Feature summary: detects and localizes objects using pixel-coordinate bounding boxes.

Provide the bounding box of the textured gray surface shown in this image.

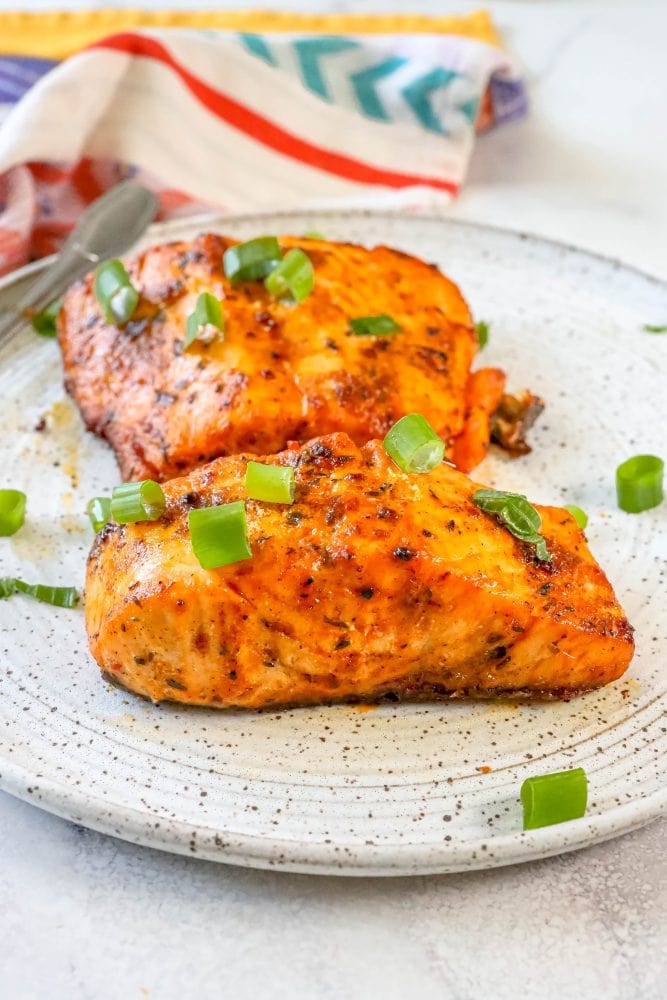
[0,0,666,996]
[0,795,665,1000]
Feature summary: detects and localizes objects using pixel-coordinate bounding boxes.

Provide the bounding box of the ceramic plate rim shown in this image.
[0,209,665,876]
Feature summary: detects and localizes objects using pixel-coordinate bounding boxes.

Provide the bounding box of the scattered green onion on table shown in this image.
[246,462,295,504]
[472,489,551,561]
[616,454,664,513]
[111,480,166,524]
[94,259,139,325]
[265,249,314,303]
[349,314,402,337]
[0,489,26,536]
[0,577,79,608]
[183,292,224,350]
[189,501,252,569]
[383,414,445,474]
[223,237,281,283]
[521,767,588,830]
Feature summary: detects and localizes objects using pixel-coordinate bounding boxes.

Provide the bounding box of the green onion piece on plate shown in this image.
[473,488,551,561]
[32,298,63,338]
[616,454,664,513]
[642,323,667,334]
[87,496,112,532]
[0,489,26,536]
[521,767,588,830]
[564,504,588,529]
[189,501,252,569]
[0,577,79,608]
[246,461,295,504]
[474,320,489,349]
[183,292,224,350]
[223,237,281,283]
[265,249,314,303]
[111,480,166,524]
[349,314,402,337]
[383,413,445,474]
[94,259,139,325]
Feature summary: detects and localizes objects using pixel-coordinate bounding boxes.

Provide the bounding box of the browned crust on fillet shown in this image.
[87,433,634,709]
[59,232,513,479]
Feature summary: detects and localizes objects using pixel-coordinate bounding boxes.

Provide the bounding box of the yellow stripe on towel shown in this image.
[0,8,501,60]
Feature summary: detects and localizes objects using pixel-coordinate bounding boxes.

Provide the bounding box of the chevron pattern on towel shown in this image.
[238,33,493,135]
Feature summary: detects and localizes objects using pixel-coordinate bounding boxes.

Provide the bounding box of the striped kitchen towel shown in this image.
[0,10,527,276]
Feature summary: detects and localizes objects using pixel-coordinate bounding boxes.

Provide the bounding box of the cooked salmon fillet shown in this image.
[86,433,633,709]
[59,233,509,481]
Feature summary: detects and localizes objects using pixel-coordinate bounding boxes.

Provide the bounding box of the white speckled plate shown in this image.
[0,211,665,876]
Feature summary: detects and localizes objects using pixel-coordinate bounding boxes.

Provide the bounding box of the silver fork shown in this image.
[0,182,159,351]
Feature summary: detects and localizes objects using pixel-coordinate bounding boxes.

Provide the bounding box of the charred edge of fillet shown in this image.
[101,670,602,709]
[490,392,544,457]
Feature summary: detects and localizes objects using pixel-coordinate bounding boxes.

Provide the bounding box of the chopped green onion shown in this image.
[32,298,63,338]
[87,496,111,532]
[111,480,166,523]
[265,249,314,303]
[473,488,551,561]
[383,414,445,474]
[564,504,588,529]
[223,237,281,283]
[616,454,664,513]
[349,314,402,337]
[303,230,324,240]
[475,320,489,349]
[0,489,26,536]
[246,461,295,504]
[94,259,139,325]
[521,767,588,830]
[183,292,224,350]
[189,501,252,569]
[0,577,79,608]
[642,323,667,334]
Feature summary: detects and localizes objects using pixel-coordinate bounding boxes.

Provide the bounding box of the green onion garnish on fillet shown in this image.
[87,496,112,533]
[349,314,402,337]
[265,249,314,303]
[183,292,224,351]
[521,767,588,830]
[472,489,551,561]
[474,320,489,349]
[383,414,445,474]
[32,298,63,338]
[223,237,281,283]
[0,489,26,536]
[245,462,295,504]
[111,480,166,524]
[94,259,139,325]
[564,504,588,529]
[616,454,664,513]
[189,501,252,569]
[0,577,79,608]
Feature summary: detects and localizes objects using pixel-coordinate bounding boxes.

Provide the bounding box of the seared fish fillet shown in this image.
[59,233,508,481]
[86,433,633,708]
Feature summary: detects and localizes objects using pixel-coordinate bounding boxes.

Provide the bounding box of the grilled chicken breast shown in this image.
[59,233,510,481]
[86,433,633,709]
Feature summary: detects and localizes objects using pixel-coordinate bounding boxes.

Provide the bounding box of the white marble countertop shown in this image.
[0,2,665,998]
